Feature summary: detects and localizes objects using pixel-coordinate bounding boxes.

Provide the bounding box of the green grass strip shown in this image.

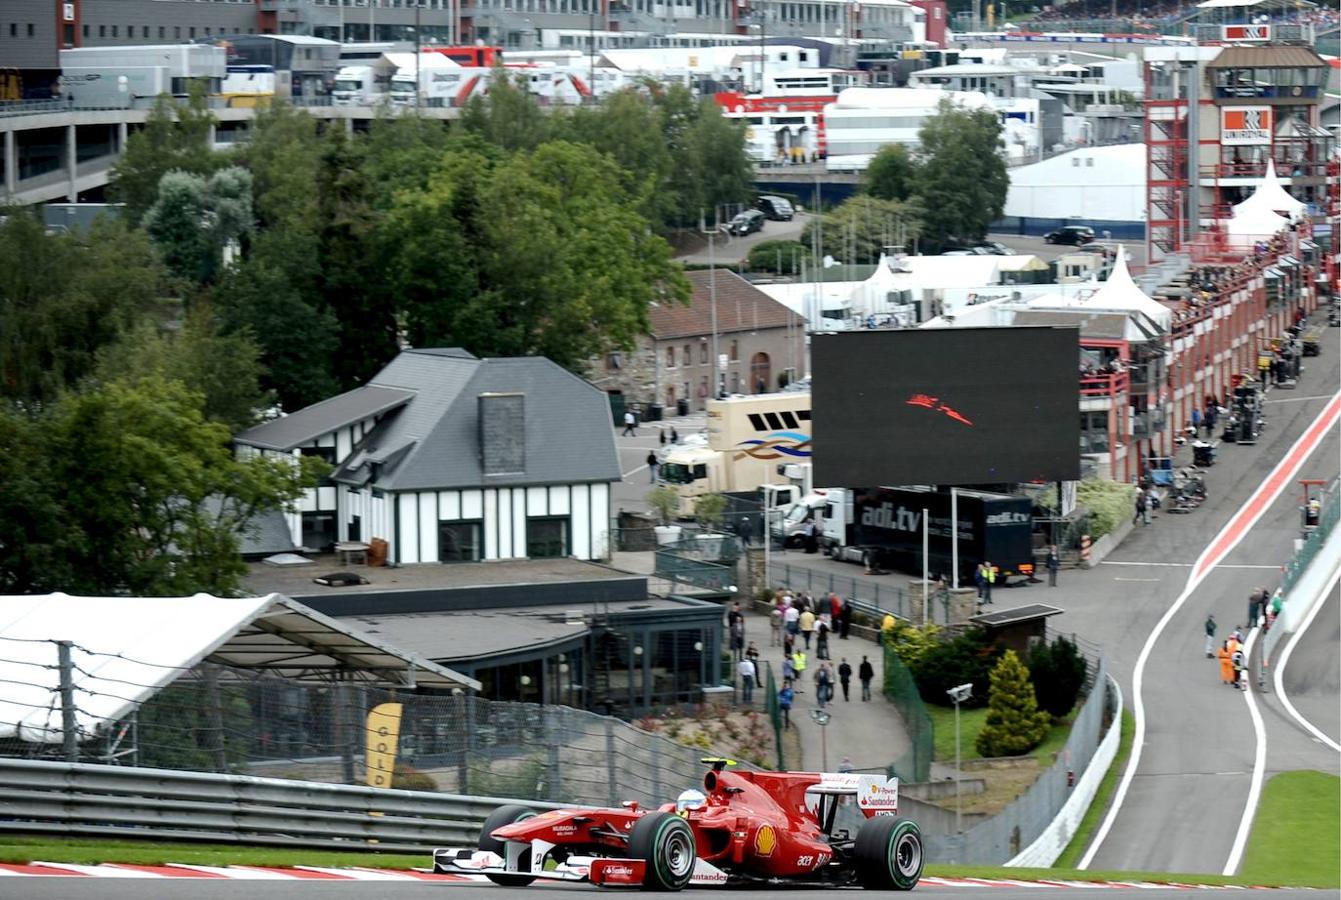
[1239,770,1340,888]
[1055,707,1134,869]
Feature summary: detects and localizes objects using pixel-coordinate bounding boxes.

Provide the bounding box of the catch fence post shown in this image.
[57,640,78,762]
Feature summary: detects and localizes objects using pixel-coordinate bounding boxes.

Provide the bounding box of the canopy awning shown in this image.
[0,593,479,744]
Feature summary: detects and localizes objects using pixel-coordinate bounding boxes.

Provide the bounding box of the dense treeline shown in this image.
[0,77,752,596]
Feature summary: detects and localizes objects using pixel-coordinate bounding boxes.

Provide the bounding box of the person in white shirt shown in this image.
[738,657,756,703]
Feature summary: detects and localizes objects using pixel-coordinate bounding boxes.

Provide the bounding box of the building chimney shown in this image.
[478,392,525,476]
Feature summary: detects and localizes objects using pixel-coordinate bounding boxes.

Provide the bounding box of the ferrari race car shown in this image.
[433,757,923,891]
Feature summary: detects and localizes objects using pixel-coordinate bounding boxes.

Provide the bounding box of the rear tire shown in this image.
[478,804,538,887]
[854,816,923,891]
[629,812,696,891]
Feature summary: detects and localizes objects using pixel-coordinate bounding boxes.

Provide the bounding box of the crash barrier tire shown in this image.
[630,811,696,891]
[854,816,924,891]
[478,804,539,887]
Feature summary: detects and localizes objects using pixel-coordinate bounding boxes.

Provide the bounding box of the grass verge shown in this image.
[1054,707,1134,869]
[927,703,1072,764]
[1238,770,1340,888]
[0,835,1319,887]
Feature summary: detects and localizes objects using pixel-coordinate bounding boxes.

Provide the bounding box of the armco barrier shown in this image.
[0,757,558,852]
[1005,675,1123,868]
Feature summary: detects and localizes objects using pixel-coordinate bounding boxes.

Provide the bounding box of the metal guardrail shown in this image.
[0,757,558,852]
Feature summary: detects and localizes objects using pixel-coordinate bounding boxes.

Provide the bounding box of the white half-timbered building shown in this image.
[235,348,620,565]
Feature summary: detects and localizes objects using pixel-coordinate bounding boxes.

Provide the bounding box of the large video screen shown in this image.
[812,327,1080,486]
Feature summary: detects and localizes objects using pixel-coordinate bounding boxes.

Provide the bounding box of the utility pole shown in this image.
[57,640,78,763]
[711,206,720,399]
[414,1,421,111]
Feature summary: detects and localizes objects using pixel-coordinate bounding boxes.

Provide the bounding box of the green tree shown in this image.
[883,620,943,669]
[361,113,455,206]
[1027,635,1089,718]
[862,144,918,202]
[142,167,254,286]
[459,67,550,153]
[0,405,77,593]
[975,649,1051,757]
[0,213,162,405]
[913,98,1009,250]
[36,376,324,595]
[386,140,688,370]
[94,306,271,431]
[109,82,219,223]
[801,194,924,265]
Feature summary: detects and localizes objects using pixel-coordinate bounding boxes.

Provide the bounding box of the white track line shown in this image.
[1078,393,1340,871]
[1272,566,1341,753]
[1223,625,1266,876]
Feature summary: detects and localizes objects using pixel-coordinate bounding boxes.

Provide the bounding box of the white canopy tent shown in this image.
[1077,246,1173,332]
[0,593,479,744]
[1231,159,1307,220]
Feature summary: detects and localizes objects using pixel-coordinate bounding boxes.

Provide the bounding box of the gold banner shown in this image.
[365,702,403,788]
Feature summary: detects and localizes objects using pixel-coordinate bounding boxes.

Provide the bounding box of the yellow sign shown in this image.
[365,702,403,788]
[755,824,776,857]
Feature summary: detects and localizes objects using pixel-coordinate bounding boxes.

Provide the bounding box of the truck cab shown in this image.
[659,445,722,518]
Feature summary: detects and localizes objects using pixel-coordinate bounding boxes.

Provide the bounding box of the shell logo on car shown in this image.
[754,824,776,857]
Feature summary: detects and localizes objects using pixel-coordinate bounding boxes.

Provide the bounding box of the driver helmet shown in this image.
[675,789,707,814]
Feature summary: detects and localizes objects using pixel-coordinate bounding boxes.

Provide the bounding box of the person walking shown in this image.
[815,620,830,661]
[745,641,759,666]
[1190,406,1202,435]
[1134,490,1149,526]
[792,648,808,692]
[838,658,853,701]
[622,410,637,437]
[1046,546,1060,588]
[799,608,816,650]
[782,654,796,685]
[1204,613,1217,658]
[738,656,756,704]
[778,681,794,729]
[646,450,659,483]
[980,562,995,604]
[1218,641,1234,685]
[858,655,874,701]
[670,426,679,444]
[839,597,852,639]
[784,603,800,640]
[1247,587,1263,628]
[769,602,782,646]
[815,662,832,708]
[1204,403,1217,437]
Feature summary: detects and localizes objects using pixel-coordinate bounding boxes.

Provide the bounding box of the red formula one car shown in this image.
[433,758,924,891]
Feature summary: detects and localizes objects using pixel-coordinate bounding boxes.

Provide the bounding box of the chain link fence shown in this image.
[761,660,785,770]
[880,640,933,784]
[0,650,758,810]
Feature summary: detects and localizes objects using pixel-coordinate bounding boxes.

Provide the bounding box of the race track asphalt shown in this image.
[1,881,1322,900]
[1275,588,1340,748]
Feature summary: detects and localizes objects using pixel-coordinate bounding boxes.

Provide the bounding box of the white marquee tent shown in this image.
[0,593,479,744]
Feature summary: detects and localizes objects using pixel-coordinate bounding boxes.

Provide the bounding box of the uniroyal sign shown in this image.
[1221,106,1273,145]
[1222,24,1270,41]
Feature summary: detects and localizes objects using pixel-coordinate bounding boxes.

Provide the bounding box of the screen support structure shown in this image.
[950,488,959,590]
[921,508,929,626]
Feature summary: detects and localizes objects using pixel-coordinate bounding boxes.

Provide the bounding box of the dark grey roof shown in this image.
[970,604,1065,628]
[328,349,621,491]
[236,385,415,451]
[237,508,298,557]
[1013,310,1133,342]
[340,608,591,665]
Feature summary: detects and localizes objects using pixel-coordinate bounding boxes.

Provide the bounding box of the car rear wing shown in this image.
[806,773,900,817]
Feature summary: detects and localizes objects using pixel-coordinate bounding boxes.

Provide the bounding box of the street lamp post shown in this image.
[946,683,972,836]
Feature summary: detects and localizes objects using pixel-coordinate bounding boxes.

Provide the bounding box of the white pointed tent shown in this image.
[1232,159,1306,221]
[1077,246,1171,332]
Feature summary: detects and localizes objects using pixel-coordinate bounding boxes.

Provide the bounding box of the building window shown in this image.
[700,342,709,364]
[99,24,105,36]
[729,339,738,361]
[9,24,16,37]
[189,26,196,38]
[27,23,35,36]
[666,346,675,367]
[142,25,149,38]
[439,521,482,562]
[526,517,569,558]
[82,24,89,37]
[606,351,622,371]
[683,344,692,366]
[175,26,181,38]
[110,25,117,36]
[300,445,338,465]
[159,25,165,38]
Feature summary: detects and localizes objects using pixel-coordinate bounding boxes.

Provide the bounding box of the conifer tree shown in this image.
[976,649,1050,757]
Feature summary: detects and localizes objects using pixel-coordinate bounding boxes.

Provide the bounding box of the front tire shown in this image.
[478,804,538,887]
[854,816,923,890]
[629,812,696,891]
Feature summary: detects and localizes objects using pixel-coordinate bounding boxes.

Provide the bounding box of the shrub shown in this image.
[647,485,680,525]
[976,650,1051,757]
[1077,479,1138,540]
[694,492,727,530]
[746,239,811,274]
[883,620,942,669]
[391,763,439,792]
[1027,635,1089,718]
[909,627,1002,709]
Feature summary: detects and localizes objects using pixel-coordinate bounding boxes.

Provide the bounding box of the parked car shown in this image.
[728,209,766,236]
[1043,225,1095,246]
[974,241,1013,255]
[756,195,795,221]
[1074,241,1119,260]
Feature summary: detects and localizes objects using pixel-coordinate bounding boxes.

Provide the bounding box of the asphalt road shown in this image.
[1276,588,1340,747]
[985,232,1148,268]
[3,881,1320,899]
[677,212,812,265]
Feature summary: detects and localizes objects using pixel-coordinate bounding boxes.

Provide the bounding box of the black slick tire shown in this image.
[478,804,538,887]
[628,811,696,891]
[854,816,923,890]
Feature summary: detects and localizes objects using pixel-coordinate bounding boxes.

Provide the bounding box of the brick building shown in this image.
[593,269,808,416]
